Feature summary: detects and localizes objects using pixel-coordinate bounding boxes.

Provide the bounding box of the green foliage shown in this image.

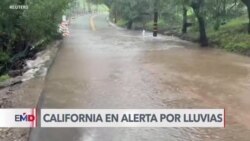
[220,16,249,32]
[116,19,127,27]
[103,0,250,54]
[145,21,154,31]
[221,34,250,53]
[0,0,72,74]
[145,19,180,31]
[0,74,10,82]
[0,52,10,65]
[0,0,71,48]
[209,17,250,54]
[108,0,152,28]
[21,0,71,43]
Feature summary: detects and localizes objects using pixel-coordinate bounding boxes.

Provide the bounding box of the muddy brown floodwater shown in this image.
[29,14,250,141]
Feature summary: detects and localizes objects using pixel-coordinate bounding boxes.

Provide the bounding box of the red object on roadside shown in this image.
[59,21,70,36]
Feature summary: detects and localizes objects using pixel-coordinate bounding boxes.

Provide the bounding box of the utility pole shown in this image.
[153,0,158,37]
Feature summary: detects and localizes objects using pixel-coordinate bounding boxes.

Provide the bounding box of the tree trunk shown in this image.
[182,6,188,33]
[248,6,250,33]
[114,9,117,23]
[83,1,86,13]
[113,0,117,23]
[197,16,208,46]
[96,4,98,13]
[242,0,250,33]
[127,20,133,29]
[87,2,91,13]
[191,0,208,46]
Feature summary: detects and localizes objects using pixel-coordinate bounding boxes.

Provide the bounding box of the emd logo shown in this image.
[15,113,35,122]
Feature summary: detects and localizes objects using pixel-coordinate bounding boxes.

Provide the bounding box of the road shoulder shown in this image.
[0,40,62,141]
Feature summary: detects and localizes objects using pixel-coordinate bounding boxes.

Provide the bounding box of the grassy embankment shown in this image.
[0,74,10,82]
[116,15,250,56]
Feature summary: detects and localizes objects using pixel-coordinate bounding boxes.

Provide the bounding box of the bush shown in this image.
[145,19,181,32]
[0,74,10,82]
[0,52,10,65]
[209,17,250,54]
[116,19,128,27]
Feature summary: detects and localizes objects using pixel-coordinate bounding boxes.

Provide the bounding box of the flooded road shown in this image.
[30,14,250,141]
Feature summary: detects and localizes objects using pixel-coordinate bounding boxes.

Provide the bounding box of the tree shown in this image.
[0,0,71,72]
[181,0,189,33]
[191,0,208,46]
[103,0,247,47]
[241,0,250,33]
[86,0,93,13]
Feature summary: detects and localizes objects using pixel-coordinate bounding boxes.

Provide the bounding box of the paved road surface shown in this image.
[30,14,250,141]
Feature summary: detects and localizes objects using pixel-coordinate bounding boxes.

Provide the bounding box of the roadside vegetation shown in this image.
[81,0,109,13]
[0,0,73,80]
[101,0,250,55]
[1,0,249,81]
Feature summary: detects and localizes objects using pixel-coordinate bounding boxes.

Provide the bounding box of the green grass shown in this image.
[208,16,250,55]
[0,74,10,82]
[116,19,128,27]
[173,15,250,55]
[145,19,180,31]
